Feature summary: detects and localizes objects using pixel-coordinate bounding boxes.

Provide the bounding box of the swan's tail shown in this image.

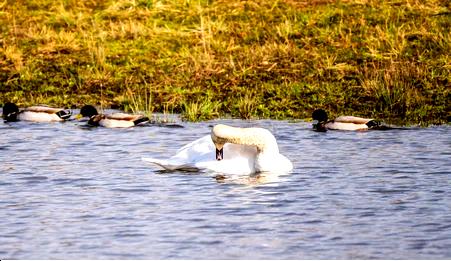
[142,157,200,172]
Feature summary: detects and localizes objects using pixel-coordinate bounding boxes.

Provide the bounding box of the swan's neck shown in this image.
[211,124,279,154]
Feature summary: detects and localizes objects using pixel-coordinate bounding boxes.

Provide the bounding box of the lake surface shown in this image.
[0,110,450,259]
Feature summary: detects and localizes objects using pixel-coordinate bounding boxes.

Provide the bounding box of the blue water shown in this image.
[0,112,450,259]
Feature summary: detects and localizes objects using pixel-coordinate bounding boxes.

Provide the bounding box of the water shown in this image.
[0,111,450,259]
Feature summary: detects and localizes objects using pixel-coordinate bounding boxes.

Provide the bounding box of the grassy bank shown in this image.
[1,0,449,124]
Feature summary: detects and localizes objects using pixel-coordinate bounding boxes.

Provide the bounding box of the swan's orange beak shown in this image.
[216,148,223,161]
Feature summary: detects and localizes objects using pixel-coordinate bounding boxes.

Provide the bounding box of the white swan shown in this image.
[142,124,293,175]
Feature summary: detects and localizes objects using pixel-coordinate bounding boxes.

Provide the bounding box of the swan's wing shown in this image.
[142,135,258,175]
[173,135,258,162]
[172,135,214,162]
[142,135,213,171]
[175,135,212,153]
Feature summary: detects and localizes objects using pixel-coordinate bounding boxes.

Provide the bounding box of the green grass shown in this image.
[0,0,449,125]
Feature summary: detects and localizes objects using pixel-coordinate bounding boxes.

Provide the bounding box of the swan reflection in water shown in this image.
[214,172,287,186]
[154,169,287,186]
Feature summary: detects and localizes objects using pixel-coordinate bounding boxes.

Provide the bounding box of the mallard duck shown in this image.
[312,109,381,132]
[2,102,72,122]
[77,105,149,128]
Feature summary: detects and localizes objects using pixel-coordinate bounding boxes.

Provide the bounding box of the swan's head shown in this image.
[312,109,328,132]
[211,123,280,161]
[211,124,228,161]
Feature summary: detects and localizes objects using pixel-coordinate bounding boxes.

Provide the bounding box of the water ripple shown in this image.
[0,117,450,259]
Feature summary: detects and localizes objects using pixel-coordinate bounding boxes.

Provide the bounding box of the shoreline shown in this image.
[1,0,449,125]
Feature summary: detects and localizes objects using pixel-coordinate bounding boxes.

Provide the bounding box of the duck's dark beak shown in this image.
[216,148,223,161]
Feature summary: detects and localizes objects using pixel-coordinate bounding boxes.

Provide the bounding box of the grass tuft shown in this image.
[0,0,449,124]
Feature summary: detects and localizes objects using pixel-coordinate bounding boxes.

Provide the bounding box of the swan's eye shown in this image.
[216,148,223,161]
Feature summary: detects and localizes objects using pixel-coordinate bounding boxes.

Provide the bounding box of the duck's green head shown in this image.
[76,105,98,120]
[312,109,328,132]
[2,102,19,122]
